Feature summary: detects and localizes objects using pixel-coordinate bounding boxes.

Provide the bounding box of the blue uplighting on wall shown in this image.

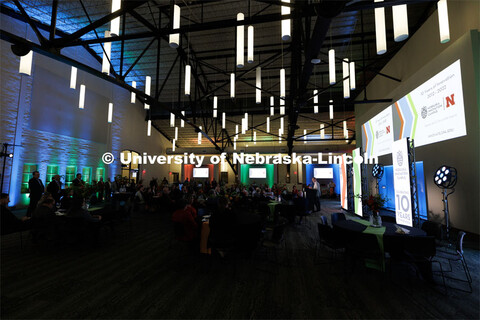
[305,164,340,195]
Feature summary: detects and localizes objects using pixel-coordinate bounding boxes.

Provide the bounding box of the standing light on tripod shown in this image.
[434,165,457,240]
[372,164,384,179]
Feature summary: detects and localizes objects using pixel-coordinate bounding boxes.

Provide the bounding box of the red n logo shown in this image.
[446,94,455,107]
[386,126,390,133]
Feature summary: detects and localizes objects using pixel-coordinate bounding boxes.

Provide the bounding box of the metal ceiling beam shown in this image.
[49,0,58,42]
[53,0,147,48]
[12,0,47,46]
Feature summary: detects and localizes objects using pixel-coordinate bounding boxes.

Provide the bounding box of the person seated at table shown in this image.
[209,196,236,251]
[292,185,299,198]
[172,199,198,242]
[184,194,197,219]
[31,197,61,242]
[1,193,31,235]
[134,185,146,212]
[67,197,102,222]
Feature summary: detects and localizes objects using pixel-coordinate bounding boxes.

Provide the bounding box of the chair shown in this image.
[434,231,472,293]
[261,221,287,263]
[320,215,328,226]
[344,231,383,272]
[316,222,345,263]
[331,212,346,225]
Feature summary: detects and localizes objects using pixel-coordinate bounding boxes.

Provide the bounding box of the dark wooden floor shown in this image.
[1,200,479,319]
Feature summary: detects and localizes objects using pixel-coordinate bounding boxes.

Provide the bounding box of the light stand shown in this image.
[434,165,457,240]
[372,164,384,194]
[1,143,17,193]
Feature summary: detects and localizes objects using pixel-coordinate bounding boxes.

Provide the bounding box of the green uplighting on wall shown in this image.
[240,164,274,188]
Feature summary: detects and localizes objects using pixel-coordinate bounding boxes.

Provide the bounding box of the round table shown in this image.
[333,219,427,272]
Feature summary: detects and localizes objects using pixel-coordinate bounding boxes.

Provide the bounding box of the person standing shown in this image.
[27,171,45,217]
[72,173,84,188]
[47,174,62,205]
[97,177,105,202]
[311,177,321,212]
[105,178,112,201]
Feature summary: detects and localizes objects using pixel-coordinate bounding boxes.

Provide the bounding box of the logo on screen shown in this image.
[396,151,404,166]
[421,107,428,119]
[445,94,455,108]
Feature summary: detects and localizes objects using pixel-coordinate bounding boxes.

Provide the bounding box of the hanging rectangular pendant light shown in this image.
[110,0,121,36]
[270,96,274,106]
[256,67,261,104]
[198,126,202,144]
[304,129,307,144]
[19,51,33,76]
[281,0,291,41]
[185,65,191,96]
[235,124,239,137]
[343,120,348,139]
[70,66,77,89]
[213,96,218,118]
[234,141,237,150]
[438,0,450,43]
[170,113,175,127]
[248,26,254,63]
[349,62,356,90]
[147,120,152,136]
[320,124,325,139]
[279,128,282,143]
[280,117,284,134]
[343,58,350,99]
[236,13,245,68]
[375,0,387,55]
[108,103,113,123]
[253,131,256,144]
[270,107,274,116]
[280,68,286,98]
[329,99,334,119]
[230,73,235,98]
[131,81,136,103]
[393,4,409,42]
[213,109,217,118]
[313,89,318,114]
[174,126,178,140]
[329,49,336,85]
[102,31,111,74]
[169,5,180,48]
[181,111,185,128]
[266,116,270,133]
[145,76,151,109]
[79,84,86,109]
[280,98,285,115]
[222,112,226,129]
[172,139,176,152]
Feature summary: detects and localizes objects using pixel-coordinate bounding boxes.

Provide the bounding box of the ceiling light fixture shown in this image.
[248,25,254,63]
[79,84,85,109]
[130,81,136,103]
[70,66,77,89]
[374,0,387,54]
[236,13,245,68]
[329,49,336,85]
[169,5,180,48]
[185,64,191,96]
[437,0,450,43]
[343,58,350,99]
[392,4,409,42]
[101,31,111,74]
[108,103,113,123]
[256,67,262,104]
[110,0,121,36]
[145,76,151,109]
[281,0,291,41]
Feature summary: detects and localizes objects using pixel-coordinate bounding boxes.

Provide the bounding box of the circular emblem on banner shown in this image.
[397,150,404,166]
[421,106,428,119]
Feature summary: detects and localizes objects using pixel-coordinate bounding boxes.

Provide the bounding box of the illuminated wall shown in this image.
[355,1,479,233]
[240,164,274,187]
[0,14,171,206]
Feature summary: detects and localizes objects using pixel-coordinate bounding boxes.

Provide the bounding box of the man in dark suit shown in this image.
[72,173,84,188]
[47,174,62,204]
[27,171,44,217]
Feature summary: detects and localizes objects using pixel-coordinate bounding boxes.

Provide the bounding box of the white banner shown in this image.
[392,138,413,227]
[352,148,362,216]
[362,106,394,158]
[340,154,348,210]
